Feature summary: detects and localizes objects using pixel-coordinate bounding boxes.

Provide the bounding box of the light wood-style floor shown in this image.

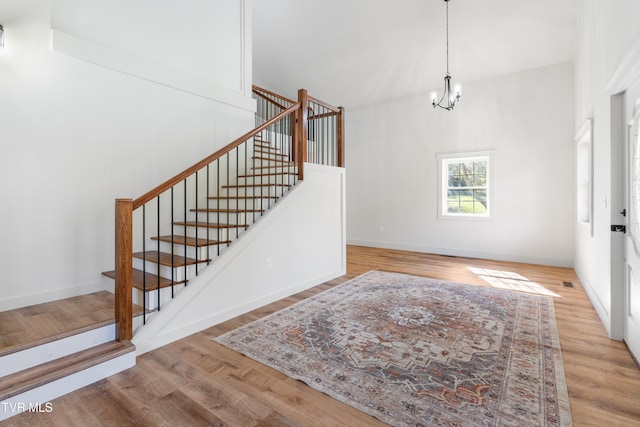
[4,246,640,426]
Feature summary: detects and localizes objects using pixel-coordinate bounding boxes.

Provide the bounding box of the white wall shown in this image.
[574,0,640,337]
[0,0,254,310]
[346,63,575,267]
[133,164,346,354]
[51,0,250,98]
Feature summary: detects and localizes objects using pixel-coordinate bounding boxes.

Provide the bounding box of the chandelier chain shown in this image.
[446,0,449,74]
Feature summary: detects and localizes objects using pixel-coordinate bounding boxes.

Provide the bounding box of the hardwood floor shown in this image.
[4,246,640,426]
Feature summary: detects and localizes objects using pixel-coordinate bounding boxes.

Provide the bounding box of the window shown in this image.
[575,119,593,235]
[438,152,493,219]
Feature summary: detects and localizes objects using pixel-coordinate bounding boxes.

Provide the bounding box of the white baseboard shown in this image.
[575,268,613,338]
[346,239,574,268]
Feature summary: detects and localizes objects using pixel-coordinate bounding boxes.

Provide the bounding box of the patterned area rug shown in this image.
[214,271,572,426]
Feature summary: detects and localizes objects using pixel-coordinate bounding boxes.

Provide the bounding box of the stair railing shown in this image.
[114,105,299,340]
[253,85,345,172]
[306,92,344,168]
[252,85,296,125]
[113,87,343,341]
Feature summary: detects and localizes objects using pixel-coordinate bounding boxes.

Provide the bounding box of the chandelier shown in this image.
[430,0,461,110]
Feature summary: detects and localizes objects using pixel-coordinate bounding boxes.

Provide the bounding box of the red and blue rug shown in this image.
[215,271,571,426]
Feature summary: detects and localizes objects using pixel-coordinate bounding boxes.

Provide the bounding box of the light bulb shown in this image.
[430,91,438,104]
[454,83,462,97]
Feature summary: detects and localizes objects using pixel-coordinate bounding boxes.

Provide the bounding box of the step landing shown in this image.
[0,292,137,421]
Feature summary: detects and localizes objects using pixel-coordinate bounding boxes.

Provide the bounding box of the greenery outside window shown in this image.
[438,152,493,219]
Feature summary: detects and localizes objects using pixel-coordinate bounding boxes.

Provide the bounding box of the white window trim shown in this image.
[437,151,495,221]
[575,118,593,236]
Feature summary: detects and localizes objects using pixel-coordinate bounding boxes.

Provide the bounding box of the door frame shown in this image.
[607,37,640,343]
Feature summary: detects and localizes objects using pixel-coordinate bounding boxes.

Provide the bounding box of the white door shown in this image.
[623,102,640,362]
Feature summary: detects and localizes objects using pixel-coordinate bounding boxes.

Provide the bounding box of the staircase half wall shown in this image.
[132,163,346,354]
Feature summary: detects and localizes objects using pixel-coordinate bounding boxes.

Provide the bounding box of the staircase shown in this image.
[0,86,344,421]
[104,86,342,341]
[0,293,136,421]
[101,130,299,328]
[0,84,343,421]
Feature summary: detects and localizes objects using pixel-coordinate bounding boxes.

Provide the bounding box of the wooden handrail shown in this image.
[253,90,288,110]
[307,95,340,113]
[309,111,339,121]
[252,85,296,105]
[133,103,301,210]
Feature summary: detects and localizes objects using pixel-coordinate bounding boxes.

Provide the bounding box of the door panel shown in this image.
[624,103,640,361]
[631,267,640,319]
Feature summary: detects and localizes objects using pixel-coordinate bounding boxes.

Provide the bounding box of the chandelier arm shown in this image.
[435,91,447,108]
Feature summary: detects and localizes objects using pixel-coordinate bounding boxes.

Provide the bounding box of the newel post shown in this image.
[115,198,133,341]
[296,88,308,181]
[337,106,345,167]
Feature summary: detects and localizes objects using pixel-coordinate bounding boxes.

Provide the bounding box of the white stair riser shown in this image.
[0,352,135,422]
[0,325,115,378]
[208,198,278,210]
[178,227,233,242]
[134,285,181,311]
[193,211,263,225]
[152,240,229,260]
[131,260,207,283]
[251,157,295,166]
[221,186,282,197]
[254,140,292,154]
[253,151,291,161]
[251,165,297,173]
[237,174,297,185]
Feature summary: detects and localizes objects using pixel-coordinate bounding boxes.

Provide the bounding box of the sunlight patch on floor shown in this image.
[467,267,560,297]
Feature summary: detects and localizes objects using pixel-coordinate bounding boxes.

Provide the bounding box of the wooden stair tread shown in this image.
[254,144,280,151]
[208,195,279,200]
[0,292,145,359]
[132,251,209,267]
[222,183,290,188]
[191,208,264,213]
[238,172,297,178]
[251,165,297,170]
[102,269,186,291]
[0,340,135,401]
[254,150,288,158]
[151,235,230,247]
[173,221,249,229]
[252,156,295,164]
[0,292,113,358]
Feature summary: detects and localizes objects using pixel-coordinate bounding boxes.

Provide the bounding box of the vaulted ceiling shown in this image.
[253,0,580,107]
